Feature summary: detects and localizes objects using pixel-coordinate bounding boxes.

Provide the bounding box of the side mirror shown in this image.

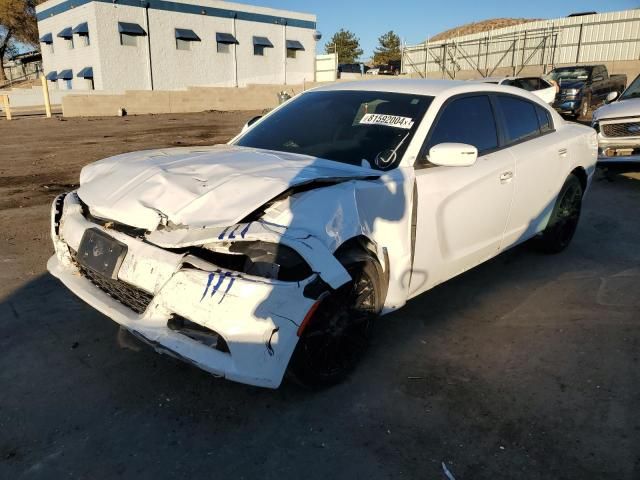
[606,91,619,103]
[429,143,478,167]
[241,115,262,133]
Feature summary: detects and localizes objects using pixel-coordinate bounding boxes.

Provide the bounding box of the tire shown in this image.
[288,250,383,388]
[580,95,591,120]
[532,174,584,254]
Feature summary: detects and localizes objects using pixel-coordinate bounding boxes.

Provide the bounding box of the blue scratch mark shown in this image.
[240,222,251,239]
[201,272,215,301]
[218,275,235,304]
[210,273,225,298]
[228,225,241,239]
[218,226,230,240]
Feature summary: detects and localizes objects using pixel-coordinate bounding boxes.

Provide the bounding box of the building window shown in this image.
[40,33,54,53]
[118,22,146,46]
[58,27,74,49]
[253,36,273,56]
[175,29,200,51]
[216,32,237,54]
[285,40,304,59]
[65,79,72,89]
[73,23,90,46]
[121,33,138,47]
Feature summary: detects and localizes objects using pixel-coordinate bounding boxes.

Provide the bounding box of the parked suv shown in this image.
[550,65,627,118]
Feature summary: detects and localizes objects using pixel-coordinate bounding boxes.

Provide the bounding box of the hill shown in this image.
[429,18,542,42]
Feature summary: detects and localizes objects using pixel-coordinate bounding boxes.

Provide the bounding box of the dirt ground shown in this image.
[1,112,639,479]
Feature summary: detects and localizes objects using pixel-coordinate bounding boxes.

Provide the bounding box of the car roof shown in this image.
[312,79,469,96]
[308,78,556,111]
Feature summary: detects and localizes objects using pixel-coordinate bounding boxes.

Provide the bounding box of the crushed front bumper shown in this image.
[48,194,322,388]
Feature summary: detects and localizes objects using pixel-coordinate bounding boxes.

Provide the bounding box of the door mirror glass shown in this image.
[429,143,478,167]
[241,115,262,133]
[606,91,619,103]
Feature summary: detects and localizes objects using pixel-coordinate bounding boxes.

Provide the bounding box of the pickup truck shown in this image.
[550,65,627,119]
[592,73,640,163]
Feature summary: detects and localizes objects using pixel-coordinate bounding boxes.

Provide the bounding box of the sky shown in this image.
[248,0,639,60]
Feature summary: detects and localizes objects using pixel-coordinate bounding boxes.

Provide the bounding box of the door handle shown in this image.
[558,148,568,158]
[500,171,513,183]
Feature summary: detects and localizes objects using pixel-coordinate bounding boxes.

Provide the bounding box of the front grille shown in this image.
[602,122,640,138]
[70,249,153,314]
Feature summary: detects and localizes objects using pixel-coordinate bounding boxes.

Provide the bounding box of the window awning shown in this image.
[216,32,238,44]
[73,22,89,35]
[77,67,93,78]
[175,28,200,41]
[253,36,274,48]
[118,22,146,36]
[40,33,53,44]
[45,71,57,81]
[286,40,304,50]
[57,69,73,80]
[57,27,73,39]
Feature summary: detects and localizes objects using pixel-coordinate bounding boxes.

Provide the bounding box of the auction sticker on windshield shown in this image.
[359,113,415,129]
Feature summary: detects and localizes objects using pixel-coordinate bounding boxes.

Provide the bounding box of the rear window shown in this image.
[496,96,540,143]
[536,106,554,133]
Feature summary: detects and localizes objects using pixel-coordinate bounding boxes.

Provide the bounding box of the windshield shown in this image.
[234,90,433,170]
[620,74,640,100]
[549,67,592,82]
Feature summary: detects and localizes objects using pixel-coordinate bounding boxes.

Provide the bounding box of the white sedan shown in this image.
[48,80,597,388]
[477,76,558,104]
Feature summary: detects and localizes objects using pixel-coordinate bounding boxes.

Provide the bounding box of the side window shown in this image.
[536,106,554,134]
[496,96,540,144]
[425,95,499,157]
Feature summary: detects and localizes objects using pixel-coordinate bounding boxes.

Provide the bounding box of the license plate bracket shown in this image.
[77,228,128,279]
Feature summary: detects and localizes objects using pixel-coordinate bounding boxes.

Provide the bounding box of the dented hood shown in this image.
[77,145,378,230]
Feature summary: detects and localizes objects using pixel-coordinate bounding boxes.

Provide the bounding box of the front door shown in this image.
[409,94,515,297]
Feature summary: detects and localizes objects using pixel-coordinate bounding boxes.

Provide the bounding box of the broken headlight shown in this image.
[187,241,313,282]
[228,241,312,281]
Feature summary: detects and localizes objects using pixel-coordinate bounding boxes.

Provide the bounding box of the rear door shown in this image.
[410,94,516,295]
[495,95,566,248]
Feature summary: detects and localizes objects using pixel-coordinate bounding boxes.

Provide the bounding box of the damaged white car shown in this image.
[49,80,598,388]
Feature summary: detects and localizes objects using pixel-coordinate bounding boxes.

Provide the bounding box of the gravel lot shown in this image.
[1,112,639,479]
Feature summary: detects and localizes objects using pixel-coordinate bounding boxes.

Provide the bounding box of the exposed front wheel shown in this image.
[532,174,584,254]
[288,251,383,387]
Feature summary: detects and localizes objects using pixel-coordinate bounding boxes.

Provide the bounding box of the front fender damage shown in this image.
[146,220,351,290]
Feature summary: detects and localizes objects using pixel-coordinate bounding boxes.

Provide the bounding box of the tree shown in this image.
[373,31,401,65]
[324,29,363,64]
[0,0,42,82]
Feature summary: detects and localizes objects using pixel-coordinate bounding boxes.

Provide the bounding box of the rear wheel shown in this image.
[532,174,584,254]
[288,251,382,387]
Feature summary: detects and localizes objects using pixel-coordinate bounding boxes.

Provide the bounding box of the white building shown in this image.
[35,0,318,91]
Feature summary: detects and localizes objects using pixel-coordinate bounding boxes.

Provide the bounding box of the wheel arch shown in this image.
[334,235,389,309]
[570,166,588,192]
